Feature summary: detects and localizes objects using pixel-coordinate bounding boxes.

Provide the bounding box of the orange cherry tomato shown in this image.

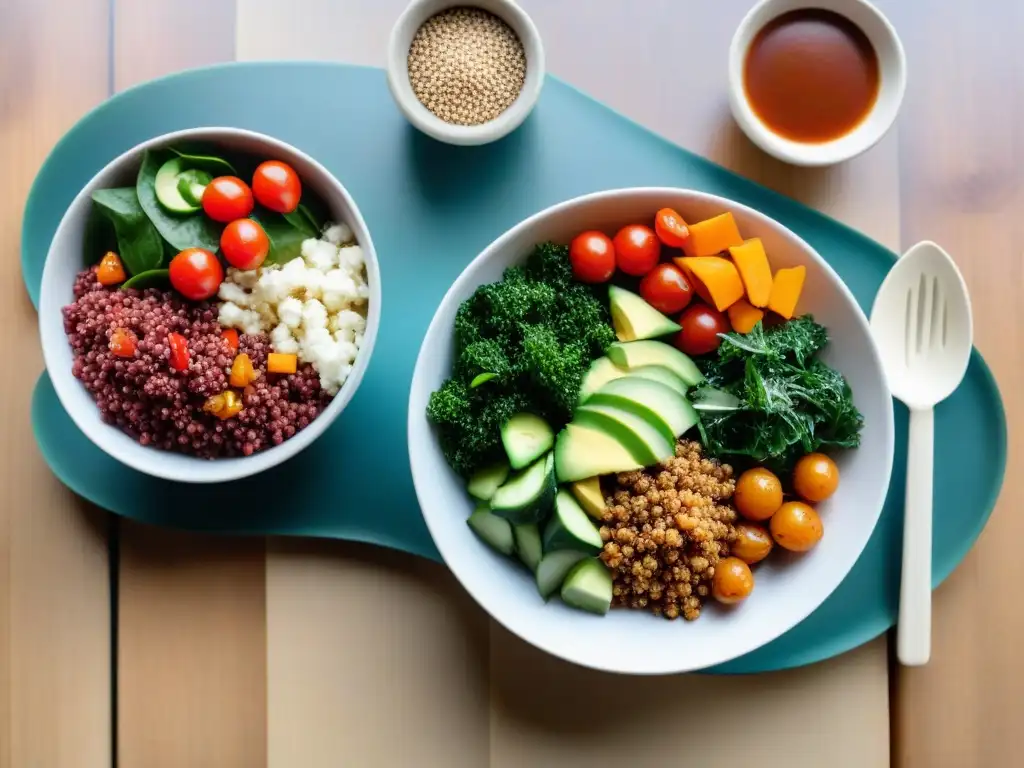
[712,557,754,604]
[168,332,190,371]
[569,231,616,283]
[654,207,690,248]
[169,248,224,301]
[97,251,127,286]
[220,218,270,270]
[221,328,239,351]
[675,303,730,356]
[201,176,254,222]
[612,224,661,276]
[252,160,301,214]
[109,328,137,358]
[734,467,784,521]
[731,523,774,564]
[793,453,840,502]
[639,263,694,315]
[770,501,824,552]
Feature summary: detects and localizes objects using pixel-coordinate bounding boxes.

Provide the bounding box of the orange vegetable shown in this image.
[267,352,297,374]
[108,328,136,358]
[727,238,773,307]
[674,259,714,305]
[167,332,190,371]
[681,212,743,257]
[229,353,259,387]
[221,328,239,351]
[202,390,243,420]
[767,265,806,319]
[727,298,765,334]
[674,256,745,311]
[97,251,126,286]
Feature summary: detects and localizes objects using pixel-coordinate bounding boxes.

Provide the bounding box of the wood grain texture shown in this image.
[0,1,113,766]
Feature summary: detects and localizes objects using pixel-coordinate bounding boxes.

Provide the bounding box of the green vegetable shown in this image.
[254,208,312,265]
[89,188,165,276]
[168,146,237,175]
[137,149,222,252]
[427,242,616,478]
[121,269,170,291]
[693,316,863,474]
[177,169,212,207]
[470,372,497,388]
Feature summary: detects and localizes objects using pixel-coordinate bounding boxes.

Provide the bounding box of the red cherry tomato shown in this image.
[109,328,137,358]
[252,160,301,214]
[221,328,239,351]
[569,231,616,283]
[201,177,254,223]
[640,263,694,315]
[220,218,270,270]
[168,332,190,371]
[169,248,224,301]
[676,303,730,356]
[612,224,661,276]
[654,208,690,248]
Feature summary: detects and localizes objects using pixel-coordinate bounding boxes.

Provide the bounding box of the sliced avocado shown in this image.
[608,285,682,342]
[554,423,644,484]
[155,157,203,213]
[588,377,699,442]
[574,402,674,466]
[628,365,687,396]
[570,477,606,520]
[607,340,704,387]
[577,356,627,405]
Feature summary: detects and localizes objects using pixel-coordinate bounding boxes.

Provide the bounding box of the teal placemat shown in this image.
[22,62,1006,674]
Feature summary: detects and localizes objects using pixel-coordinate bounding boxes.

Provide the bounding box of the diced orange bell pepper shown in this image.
[674,256,745,311]
[229,353,259,387]
[267,353,298,374]
[97,252,127,286]
[767,266,807,319]
[727,298,765,334]
[728,238,774,308]
[681,213,744,257]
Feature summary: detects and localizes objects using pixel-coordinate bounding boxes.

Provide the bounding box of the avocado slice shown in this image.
[608,285,682,342]
[155,157,205,213]
[570,476,606,520]
[607,340,704,387]
[574,402,674,466]
[588,377,699,442]
[577,356,627,405]
[628,365,687,396]
[554,423,644,483]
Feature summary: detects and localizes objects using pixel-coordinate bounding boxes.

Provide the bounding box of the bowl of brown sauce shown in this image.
[729,0,906,166]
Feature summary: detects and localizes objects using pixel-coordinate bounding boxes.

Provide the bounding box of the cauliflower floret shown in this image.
[298,326,332,364]
[301,298,328,331]
[301,238,339,271]
[321,268,358,312]
[335,340,358,364]
[254,268,286,304]
[218,280,251,307]
[332,327,355,345]
[219,302,264,336]
[337,245,364,270]
[324,223,352,246]
[277,296,303,329]
[279,258,308,296]
[301,268,325,300]
[270,323,300,355]
[334,309,366,334]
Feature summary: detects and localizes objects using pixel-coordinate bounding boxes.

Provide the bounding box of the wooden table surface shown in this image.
[1,0,1021,765]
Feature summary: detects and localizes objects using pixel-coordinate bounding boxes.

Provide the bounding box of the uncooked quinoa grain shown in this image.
[407,7,526,126]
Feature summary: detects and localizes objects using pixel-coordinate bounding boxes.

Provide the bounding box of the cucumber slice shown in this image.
[490,453,556,525]
[176,169,212,207]
[513,523,543,571]
[155,157,202,213]
[543,490,603,555]
[560,558,613,615]
[535,550,587,600]
[467,505,514,556]
[467,461,510,501]
[501,413,554,469]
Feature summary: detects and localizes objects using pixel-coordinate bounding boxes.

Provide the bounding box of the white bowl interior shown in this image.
[409,188,894,674]
[38,127,382,484]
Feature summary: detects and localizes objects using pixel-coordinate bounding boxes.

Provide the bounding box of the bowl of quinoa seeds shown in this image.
[599,440,739,621]
[407,7,527,126]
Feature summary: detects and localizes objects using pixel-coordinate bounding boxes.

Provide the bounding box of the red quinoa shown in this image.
[62,267,333,459]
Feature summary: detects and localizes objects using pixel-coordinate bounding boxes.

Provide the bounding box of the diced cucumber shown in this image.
[490,453,556,525]
[467,505,514,556]
[543,490,604,555]
[467,460,510,501]
[176,169,212,206]
[513,523,543,571]
[501,413,555,470]
[154,157,202,213]
[560,558,613,616]
[535,550,588,600]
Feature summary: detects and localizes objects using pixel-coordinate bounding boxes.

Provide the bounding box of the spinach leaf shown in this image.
[137,149,223,252]
[283,206,319,238]
[253,208,311,266]
[83,204,118,266]
[121,269,170,291]
[168,146,237,175]
[90,188,165,276]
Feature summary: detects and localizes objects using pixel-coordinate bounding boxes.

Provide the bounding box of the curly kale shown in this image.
[427,242,615,477]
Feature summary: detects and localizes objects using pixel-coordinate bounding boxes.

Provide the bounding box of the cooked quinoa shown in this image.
[598,439,738,620]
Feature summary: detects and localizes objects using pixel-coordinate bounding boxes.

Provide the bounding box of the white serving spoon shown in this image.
[870,241,973,665]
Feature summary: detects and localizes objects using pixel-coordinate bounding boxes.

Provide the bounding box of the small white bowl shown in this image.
[386,0,545,146]
[728,0,907,167]
[38,127,382,484]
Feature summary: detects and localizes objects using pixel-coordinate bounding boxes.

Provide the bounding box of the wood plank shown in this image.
[0,0,113,766]
[889,1,1024,765]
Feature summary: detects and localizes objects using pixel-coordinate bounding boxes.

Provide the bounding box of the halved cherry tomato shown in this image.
[221,328,239,351]
[109,328,137,358]
[569,231,616,283]
[221,218,270,270]
[168,332,190,371]
[97,251,127,286]
[169,248,224,301]
[654,208,690,248]
[201,176,254,223]
[639,263,694,314]
[612,224,661,276]
[252,160,301,214]
[675,303,730,356]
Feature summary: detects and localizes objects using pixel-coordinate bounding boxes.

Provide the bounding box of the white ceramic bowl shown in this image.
[38,127,382,484]
[728,0,907,167]
[387,0,545,146]
[409,188,894,674]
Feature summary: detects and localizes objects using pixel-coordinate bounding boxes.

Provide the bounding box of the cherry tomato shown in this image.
[731,523,774,564]
[220,218,271,270]
[654,208,690,248]
[168,332,190,371]
[793,453,840,502]
[169,248,224,301]
[252,160,301,214]
[201,177,254,223]
[770,501,824,552]
[639,263,694,314]
[221,328,239,352]
[675,303,730,356]
[569,231,616,283]
[712,557,754,604]
[734,467,784,521]
[109,328,137,358]
[612,224,660,276]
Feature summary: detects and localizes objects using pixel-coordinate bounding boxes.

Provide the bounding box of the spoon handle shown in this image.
[898,406,934,665]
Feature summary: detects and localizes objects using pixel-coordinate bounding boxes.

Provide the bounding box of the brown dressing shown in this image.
[744,9,880,143]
